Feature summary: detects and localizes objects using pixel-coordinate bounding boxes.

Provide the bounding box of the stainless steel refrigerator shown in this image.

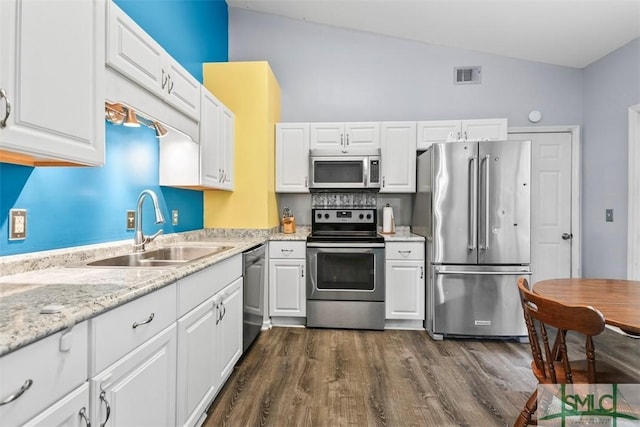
[412,140,531,339]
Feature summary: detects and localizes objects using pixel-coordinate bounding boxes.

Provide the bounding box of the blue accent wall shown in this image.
[0,0,228,256]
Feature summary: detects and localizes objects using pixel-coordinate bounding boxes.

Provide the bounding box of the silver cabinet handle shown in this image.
[382,177,386,187]
[215,302,221,325]
[340,133,344,146]
[280,249,293,255]
[0,379,33,406]
[301,266,304,278]
[0,89,10,128]
[345,134,350,146]
[79,407,91,427]
[167,75,174,94]
[161,69,168,90]
[420,266,424,279]
[132,312,154,329]
[221,301,226,320]
[99,391,111,427]
[562,232,573,240]
[398,250,412,255]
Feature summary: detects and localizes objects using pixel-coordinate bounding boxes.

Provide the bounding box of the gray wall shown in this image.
[230,8,638,277]
[582,39,640,279]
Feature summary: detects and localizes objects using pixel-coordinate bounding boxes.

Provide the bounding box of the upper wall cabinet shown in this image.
[106,1,200,121]
[160,88,234,190]
[0,0,105,167]
[276,123,310,193]
[417,118,507,150]
[310,122,380,153]
[380,122,417,193]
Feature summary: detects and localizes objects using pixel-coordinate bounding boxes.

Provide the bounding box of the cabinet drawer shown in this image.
[178,255,242,317]
[89,283,177,375]
[0,322,88,427]
[269,241,306,259]
[386,242,425,260]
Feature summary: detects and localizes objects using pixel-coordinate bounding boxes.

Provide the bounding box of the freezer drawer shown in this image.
[432,265,529,337]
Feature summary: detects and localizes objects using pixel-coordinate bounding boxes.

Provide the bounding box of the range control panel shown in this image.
[313,208,376,224]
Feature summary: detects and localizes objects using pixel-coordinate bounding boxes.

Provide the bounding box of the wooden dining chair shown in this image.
[514,277,640,427]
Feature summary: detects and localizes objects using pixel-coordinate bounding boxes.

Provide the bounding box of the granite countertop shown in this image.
[379,227,425,241]
[0,232,267,356]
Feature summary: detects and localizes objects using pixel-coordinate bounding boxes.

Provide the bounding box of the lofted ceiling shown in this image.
[226,0,640,68]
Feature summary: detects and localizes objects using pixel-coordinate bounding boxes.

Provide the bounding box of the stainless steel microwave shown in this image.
[309,149,381,189]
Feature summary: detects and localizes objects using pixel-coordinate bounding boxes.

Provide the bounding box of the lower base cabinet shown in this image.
[176,277,243,427]
[90,324,178,427]
[385,242,425,321]
[23,383,90,427]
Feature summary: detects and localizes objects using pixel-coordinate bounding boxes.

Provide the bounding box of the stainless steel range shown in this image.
[306,208,385,330]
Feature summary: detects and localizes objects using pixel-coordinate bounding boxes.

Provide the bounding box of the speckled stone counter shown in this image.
[0,231,267,356]
[269,226,310,241]
[379,226,425,242]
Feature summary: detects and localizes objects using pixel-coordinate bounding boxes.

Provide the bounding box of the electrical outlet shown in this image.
[9,209,27,240]
[126,210,136,230]
[172,209,179,226]
[606,209,614,222]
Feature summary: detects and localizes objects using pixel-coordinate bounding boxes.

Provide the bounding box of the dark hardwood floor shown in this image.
[204,327,640,427]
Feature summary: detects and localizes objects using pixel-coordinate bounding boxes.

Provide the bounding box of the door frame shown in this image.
[628,105,640,280]
[508,125,581,278]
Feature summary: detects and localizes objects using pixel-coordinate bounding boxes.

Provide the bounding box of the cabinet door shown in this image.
[385,260,425,320]
[0,0,105,166]
[344,122,380,150]
[176,299,217,427]
[417,120,461,149]
[462,118,508,141]
[380,122,416,193]
[23,383,90,427]
[106,0,164,98]
[269,259,306,317]
[219,106,235,190]
[216,278,243,385]
[90,324,177,427]
[164,57,201,120]
[275,123,310,193]
[200,89,223,187]
[309,123,344,150]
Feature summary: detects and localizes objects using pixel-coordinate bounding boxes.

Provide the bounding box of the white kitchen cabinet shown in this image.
[90,324,177,427]
[385,242,425,321]
[22,383,90,427]
[159,87,234,190]
[106,0,200,120]
[0,322,88,426]
[275,123,310,193]
[176,255,243,427]
[269,241,306,318]
[380,122,417,193]
[417,118,507,149]
[310,122,380,152]
[0,0,105,166]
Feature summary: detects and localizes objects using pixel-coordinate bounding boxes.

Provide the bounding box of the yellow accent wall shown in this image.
[202,61,281,229]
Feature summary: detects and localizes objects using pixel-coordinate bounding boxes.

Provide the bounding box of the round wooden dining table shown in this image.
[533,278,640,335]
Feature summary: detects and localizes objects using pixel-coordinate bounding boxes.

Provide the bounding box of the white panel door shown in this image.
[200,89,223,187]
[463,118,508,141]
[385,260,425,320]
[380,121,416,193]
[344,122,380,150]
[269,259,306,316]
[23,383,89,427]
[276,123,310,192]
[220,106,235,190]
[164,58,201,120]
[417,120,461,149]
[516,132,573,285]
[217,278,243,385]
[310,123,344,150]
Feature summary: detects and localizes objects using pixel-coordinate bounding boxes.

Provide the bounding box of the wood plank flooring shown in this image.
[204,327,640,427]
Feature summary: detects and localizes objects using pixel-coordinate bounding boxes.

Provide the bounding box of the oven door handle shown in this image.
[306,242,385,248]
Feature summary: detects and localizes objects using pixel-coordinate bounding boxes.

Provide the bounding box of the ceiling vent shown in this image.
[454,66,481,84]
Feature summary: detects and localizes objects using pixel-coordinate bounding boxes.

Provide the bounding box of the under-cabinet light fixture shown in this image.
[153,121,168,138]
[123,107,141,127]
[105,102,170,138]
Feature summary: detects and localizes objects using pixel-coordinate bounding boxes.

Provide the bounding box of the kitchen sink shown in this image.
[81,245,233,268]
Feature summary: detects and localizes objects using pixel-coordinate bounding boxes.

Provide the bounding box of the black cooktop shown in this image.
[307,208,384,243]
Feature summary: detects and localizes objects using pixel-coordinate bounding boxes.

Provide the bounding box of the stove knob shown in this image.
[317,213,322,219]
[324,213,330,219]
[359,214,364,219]
[366,213,372,220]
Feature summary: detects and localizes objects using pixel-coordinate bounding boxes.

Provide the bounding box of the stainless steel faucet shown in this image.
[133,189,165,252]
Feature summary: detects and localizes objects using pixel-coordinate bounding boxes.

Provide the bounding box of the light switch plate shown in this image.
[606,208,614,222]
[172,209,179,226]
[9,209,27,240]
[126,210,136,230]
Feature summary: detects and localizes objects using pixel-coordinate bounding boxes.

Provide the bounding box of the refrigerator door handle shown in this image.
[434,269,532,276]
[479,154,491,250]
[468,157,478,250]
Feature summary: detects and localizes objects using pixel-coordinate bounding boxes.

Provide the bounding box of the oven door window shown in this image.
[314,161,364,184]
[316,252,374,291]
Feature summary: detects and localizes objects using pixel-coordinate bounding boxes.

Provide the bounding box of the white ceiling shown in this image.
[226,0,640,68]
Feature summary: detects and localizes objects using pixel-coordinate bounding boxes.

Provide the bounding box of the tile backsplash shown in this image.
[311,192,377,208]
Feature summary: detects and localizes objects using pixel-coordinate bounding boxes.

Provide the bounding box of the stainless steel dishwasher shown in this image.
[242,244,266,352]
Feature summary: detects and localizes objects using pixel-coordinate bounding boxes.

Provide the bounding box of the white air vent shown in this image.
[454,66,481,84]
